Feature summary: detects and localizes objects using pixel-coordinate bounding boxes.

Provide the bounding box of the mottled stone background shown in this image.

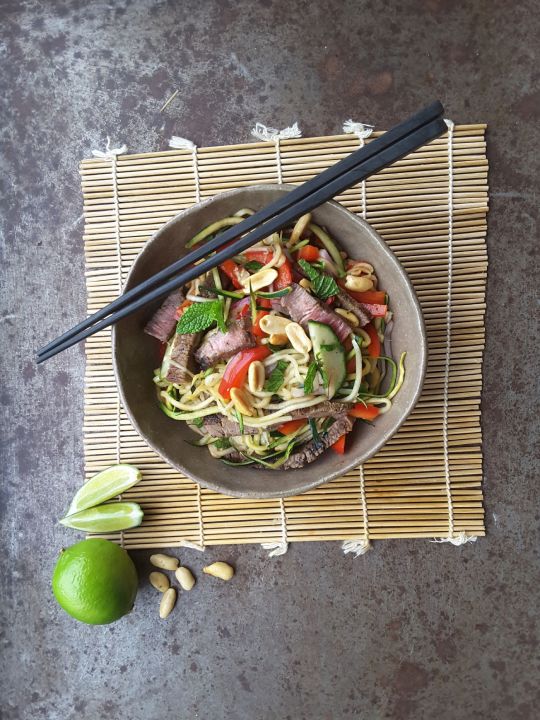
[0,1,538,718]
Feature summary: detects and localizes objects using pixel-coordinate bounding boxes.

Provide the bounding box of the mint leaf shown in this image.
[298,259,339,300]
[298,259,319,283]
[244,260,263,273]
[264,360,288,393]
[303,361,318,394]
[176,300,226,334]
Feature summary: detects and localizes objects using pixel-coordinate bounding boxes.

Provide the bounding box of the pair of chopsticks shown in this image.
[37,101,446,363]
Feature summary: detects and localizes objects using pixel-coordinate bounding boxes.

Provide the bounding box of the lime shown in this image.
[59,502,143,532]
[52,538,138,625]
[67,465,141,516]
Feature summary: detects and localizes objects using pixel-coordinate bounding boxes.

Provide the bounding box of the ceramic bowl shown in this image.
[113,185,426,498]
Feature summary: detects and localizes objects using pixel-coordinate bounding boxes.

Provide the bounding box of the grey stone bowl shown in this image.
[113,185,426,498]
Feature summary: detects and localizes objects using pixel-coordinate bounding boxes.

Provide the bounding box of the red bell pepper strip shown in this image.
[252,310,269,338]
[258,298,272,309]
[331,434,346,454]
[348,403,380,421]
[244,249,272,264]
[230,298,250,319]
[361,303,387,317]
[297,245,319,262]
[346,290,387,304]
[218,346,271,399]
[220,259,244,289]
[364,322,381,358]
[346,356,357,374]
[276,419,307,435]
[175,299,193,319]
[274,258,293,290]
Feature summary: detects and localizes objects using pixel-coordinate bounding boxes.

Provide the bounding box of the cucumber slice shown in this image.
[308,321,346,399]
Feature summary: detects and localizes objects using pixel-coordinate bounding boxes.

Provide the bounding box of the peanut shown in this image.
[269,333,288,346]
[299,278,312,290]
[344,274,373,292]
[285,322,312,353]
[335,308,360,327]
[248,360,265,393]
[347,261,374,276]
[150,553,179,571]
[241,267,277,293]
[259,314,292,336]
[175,566,196,591]
[159,588,177,619]
[230,387,255,416]
[203,562,235,581]
[149,571,170,593]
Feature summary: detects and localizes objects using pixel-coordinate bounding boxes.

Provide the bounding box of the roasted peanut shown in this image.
[347,261,374,276]
[335,308,360,327]
[241,267,277,292]
[259,314,292,336]
[149,571,170,593]
[269,333,288,346]
[175,566,196,591]
[203,562,235,581]
[248,360,265,393]
[285,322,312,353]
[299,278,312,290]
[159,588,177,619]
[230,387,255,416]
[150,553,179,571]
[344,274,373,292]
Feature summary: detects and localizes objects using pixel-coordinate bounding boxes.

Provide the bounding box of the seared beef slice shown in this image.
[144,290,184,342]
[195,317,255,369]
[163,332,201,384]
[280,284,352,342]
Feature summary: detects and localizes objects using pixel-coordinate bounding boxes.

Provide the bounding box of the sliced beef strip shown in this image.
[201,415,260,437]
[279,284,352,342]
[201,401,350,438]
[194,316,255,369]
[144,289,184,342]
[163,332,201,384]
[335,290,372,327]
[279,414,354,470]
[285,401,350,421]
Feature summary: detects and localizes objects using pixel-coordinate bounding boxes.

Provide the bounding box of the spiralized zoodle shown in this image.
[149,210,406,469]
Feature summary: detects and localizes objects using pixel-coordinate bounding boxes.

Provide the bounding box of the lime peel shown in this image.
[60,502,143,533]
[67,464,142,516]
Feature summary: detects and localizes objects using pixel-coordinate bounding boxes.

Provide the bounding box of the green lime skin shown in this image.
[52,538,138,625]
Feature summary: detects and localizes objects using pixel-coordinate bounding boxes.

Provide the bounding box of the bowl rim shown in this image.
[113,184,427,498]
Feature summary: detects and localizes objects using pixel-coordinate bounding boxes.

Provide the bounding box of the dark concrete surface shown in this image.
[1,1,539,718]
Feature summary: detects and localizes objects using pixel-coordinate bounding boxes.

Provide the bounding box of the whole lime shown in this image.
[52,538,138,625]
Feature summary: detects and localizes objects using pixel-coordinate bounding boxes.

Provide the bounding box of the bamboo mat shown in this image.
[81,123,488,549]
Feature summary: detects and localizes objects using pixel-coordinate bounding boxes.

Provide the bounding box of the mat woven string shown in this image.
[81,124,487,550]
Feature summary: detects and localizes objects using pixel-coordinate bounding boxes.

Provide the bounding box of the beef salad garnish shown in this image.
[146,209,406,469]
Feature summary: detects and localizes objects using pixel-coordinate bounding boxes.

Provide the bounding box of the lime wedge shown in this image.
[60,502,143,532]
[67,465,142,516]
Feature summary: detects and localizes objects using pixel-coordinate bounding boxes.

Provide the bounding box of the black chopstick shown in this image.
[38,101,443,359]
[37,112,446,364]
